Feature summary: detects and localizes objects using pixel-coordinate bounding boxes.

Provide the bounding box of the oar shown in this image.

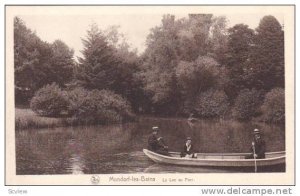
[252,142,257,173]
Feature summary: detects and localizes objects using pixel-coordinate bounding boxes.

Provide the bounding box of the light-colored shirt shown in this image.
[186,143,191,152]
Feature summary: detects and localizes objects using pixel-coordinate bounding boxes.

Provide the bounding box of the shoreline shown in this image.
[15,108,127,130]
[15,108,74,130]
[15,108,284,131]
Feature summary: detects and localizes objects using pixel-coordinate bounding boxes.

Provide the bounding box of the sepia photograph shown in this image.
[5,5,295,185]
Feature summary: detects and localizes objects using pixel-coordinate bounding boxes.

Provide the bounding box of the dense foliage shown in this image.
[232,89,263,120]
[67,88,135,123]
[30,84,135,123]
[14,17,75,105]
[194,89,230,118]
[30,83,69,117]
[261,88,285,123]
[224,24,255,100]
[175,56,220,114]
[16,14,285,124]
[248,16,285,90]
[74,24,144,112]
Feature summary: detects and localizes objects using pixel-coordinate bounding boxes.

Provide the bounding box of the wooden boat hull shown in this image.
[143,149,285,167]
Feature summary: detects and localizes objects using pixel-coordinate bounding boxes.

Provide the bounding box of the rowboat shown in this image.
[143,149,285,167]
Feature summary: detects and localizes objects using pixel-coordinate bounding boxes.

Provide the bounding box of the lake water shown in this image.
[16,117,285,174]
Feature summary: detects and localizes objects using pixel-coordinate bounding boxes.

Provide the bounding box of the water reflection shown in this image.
[68,154,84,174]
[66,138,85,174]
[16,117,285,174]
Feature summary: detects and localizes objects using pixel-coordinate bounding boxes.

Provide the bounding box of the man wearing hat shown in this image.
[246,129,266,159]
[147,126,169,156]
[180,137,197,158]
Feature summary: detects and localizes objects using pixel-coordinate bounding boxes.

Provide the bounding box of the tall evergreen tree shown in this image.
[246,15,284,90]
[76,24,120,90]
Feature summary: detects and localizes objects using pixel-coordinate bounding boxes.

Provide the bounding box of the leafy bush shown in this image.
[66,87,89,116]
[261,88,285,123]
[68,88,135,123]
[194,89,230,118]
[175,56,220,98]
[30,83,69,117]
[232,89,263,120]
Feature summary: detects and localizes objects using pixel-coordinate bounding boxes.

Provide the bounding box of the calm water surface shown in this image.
[16,117,285,174]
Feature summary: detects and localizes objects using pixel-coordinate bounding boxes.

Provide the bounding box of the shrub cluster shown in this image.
[30,83,134,124]
[232,89,263,120]
[68,88,134,123]
[261,88,285,123]
[30,83,69,117]
[194,89,230,118]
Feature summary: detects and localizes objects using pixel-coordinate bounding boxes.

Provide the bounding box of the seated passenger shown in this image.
[147,126,170,156]
[180,137,197,158]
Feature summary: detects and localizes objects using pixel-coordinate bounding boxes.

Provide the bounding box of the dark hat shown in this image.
[186,137,192,141]
[253,128,260,135]
[152,126,159,131]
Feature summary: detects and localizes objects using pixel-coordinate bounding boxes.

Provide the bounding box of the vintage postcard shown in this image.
[5,5,295,185]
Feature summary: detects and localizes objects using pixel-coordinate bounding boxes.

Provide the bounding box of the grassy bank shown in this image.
[15,108,76,130]
[15,108,132,130]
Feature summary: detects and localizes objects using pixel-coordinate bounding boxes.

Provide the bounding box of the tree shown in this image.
[175,56,220,113]
[14,17,75,105]
[224,24,255,100]
[74,24,144,112]
[103,26,145,112]
[114,50,146,112]
[189,14,213,57]
[140,15,182,114]
[49,40,75,87]
[209,16,228,65]
[75,23,120,90]
[245,15,284,90]
[14,17,53,104]
[140,14,216,114]
[261,88,285,123]
[139,65,180,114]
[177,14,213,61]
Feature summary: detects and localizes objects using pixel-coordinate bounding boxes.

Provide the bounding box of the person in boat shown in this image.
[180,137,197,158]
[245,129,266,159]
[147,126,170,156]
